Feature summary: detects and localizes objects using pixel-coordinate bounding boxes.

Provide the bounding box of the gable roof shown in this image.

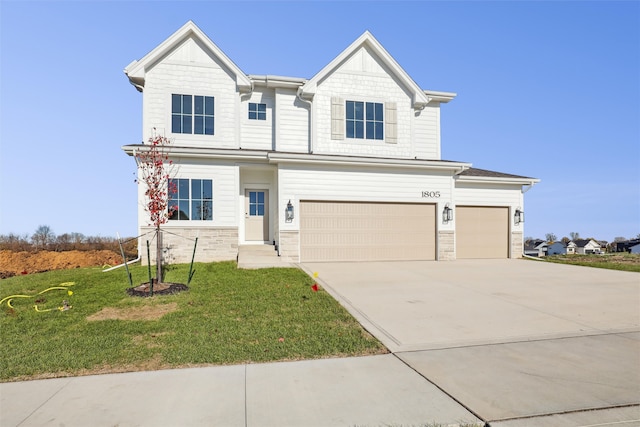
[574,239,598,247]
[124,21,251,93]
[298,31,434,109]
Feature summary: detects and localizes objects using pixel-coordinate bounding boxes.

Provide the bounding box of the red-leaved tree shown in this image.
[134,133,176,284]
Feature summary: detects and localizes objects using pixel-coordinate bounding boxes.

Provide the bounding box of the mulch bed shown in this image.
[127,282,189,297]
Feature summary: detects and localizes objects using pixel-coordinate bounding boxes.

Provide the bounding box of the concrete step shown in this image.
[237,245,294,269]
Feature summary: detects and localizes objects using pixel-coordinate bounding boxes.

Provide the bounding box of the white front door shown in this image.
[245,189,269,242]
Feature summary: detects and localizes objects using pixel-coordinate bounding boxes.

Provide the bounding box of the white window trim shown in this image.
[167,92,218,142]
[343,98,386,142]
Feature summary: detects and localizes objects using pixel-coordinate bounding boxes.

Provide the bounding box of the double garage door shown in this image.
[300,202,509,262]
[300,201,436,262]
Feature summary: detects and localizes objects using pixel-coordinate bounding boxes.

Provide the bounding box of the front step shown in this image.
[237,245,293,269]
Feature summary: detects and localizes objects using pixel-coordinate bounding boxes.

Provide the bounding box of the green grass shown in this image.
[541,253,640,272]
[0,262,386,382]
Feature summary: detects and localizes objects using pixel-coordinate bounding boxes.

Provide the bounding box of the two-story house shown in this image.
[123,21,538,264]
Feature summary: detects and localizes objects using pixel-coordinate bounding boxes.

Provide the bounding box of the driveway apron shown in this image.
[301,259,640,425]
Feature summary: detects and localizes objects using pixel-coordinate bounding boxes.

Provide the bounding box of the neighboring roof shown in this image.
[455,167,539,185]
[124,21,251,93]
[574,239,597,247]
[298,31,435,109]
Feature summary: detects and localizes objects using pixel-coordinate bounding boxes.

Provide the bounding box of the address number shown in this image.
[422,191,441,198]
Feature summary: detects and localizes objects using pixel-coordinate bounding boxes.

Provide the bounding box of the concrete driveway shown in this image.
[302,259,640,426]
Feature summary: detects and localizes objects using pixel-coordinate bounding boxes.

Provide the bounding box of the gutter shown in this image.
[455,175,540,186]
[268,152,471,172]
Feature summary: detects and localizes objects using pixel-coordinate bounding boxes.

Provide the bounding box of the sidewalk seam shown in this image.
[393,353,488,427]
[244,364,248,427]
[15,378,73,427]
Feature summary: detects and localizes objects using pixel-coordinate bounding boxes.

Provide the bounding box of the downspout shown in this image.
[296,88,314,154]
[238,79,255,150]
[102,255,141,272]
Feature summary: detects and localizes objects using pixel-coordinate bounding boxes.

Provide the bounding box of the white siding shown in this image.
[414,104,440,159]
[313,46,417,158]
[275,88,309,153]
[240,89,275,150]
[278,164,452,231]
[455,182,523,206]
[143,36,239,149]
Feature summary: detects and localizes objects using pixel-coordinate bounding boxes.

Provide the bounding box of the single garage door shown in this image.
[300,201,436,262]
[457,206,509,259]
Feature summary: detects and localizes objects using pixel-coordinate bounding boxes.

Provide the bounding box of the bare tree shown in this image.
[569,232,580,241]
[31,225,55,250]
[545,233,557,243]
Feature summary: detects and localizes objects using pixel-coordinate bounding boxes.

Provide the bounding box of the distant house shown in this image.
[547,241,577,255]
[612,239,640,253]
[524,239,547,257]
[630,244,640,254]
[574,239,602,255]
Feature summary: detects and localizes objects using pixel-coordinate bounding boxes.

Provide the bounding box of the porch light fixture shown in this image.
[286,200,294,222]
[514,208,524,225]
[442,204,453,223]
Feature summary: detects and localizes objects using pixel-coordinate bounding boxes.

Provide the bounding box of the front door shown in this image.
[245,189,269,241]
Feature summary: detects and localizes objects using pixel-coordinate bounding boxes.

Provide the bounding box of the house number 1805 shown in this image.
[422,191,441,198]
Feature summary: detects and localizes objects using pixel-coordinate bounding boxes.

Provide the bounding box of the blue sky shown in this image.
[1,1,638,242]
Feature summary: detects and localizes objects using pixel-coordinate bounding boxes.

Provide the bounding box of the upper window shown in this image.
[346,101,384,140]
[172,94,214,135]
[248,102,267,120]
[168,178,213,221]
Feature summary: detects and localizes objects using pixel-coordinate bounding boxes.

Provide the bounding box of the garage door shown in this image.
[457,206,509,259]
[300,201,436,262]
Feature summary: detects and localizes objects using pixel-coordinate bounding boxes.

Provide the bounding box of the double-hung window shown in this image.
[172,94,214,135]
[346,100,384,140]
[168,178,213,221]
[248,102,266,120]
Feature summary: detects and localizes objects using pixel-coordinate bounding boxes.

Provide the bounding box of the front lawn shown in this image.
[0,262,386,382]
[541,253,640,272]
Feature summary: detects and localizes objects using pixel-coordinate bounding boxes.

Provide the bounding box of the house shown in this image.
[547,241,577,256]
[122,21,539,264]
[630,244,640,254]
[524,239,547,257]
[612,239,640,253]
[574,239,602,255]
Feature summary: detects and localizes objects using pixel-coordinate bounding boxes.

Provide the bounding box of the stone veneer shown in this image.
[511,231,523,258]
[278,230,300,262]
[438,230,455,261]
[140,227,238,265]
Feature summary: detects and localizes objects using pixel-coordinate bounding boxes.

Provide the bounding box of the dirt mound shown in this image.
[0,250,126,277]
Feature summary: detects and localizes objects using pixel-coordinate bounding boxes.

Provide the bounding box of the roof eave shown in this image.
[424,90,457,104]
[455,175,540,186]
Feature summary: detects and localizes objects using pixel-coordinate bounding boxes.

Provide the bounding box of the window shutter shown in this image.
[331,97,344,140]
[385,102,397,144]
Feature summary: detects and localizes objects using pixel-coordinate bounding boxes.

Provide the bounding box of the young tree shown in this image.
[134,133,176,285]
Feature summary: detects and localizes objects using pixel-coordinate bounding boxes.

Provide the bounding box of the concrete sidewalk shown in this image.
[1,355,482,427]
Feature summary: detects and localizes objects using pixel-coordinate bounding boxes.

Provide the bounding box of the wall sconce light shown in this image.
[514,208,524,225]
[286,200,294,222]
[442,204,453,223]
